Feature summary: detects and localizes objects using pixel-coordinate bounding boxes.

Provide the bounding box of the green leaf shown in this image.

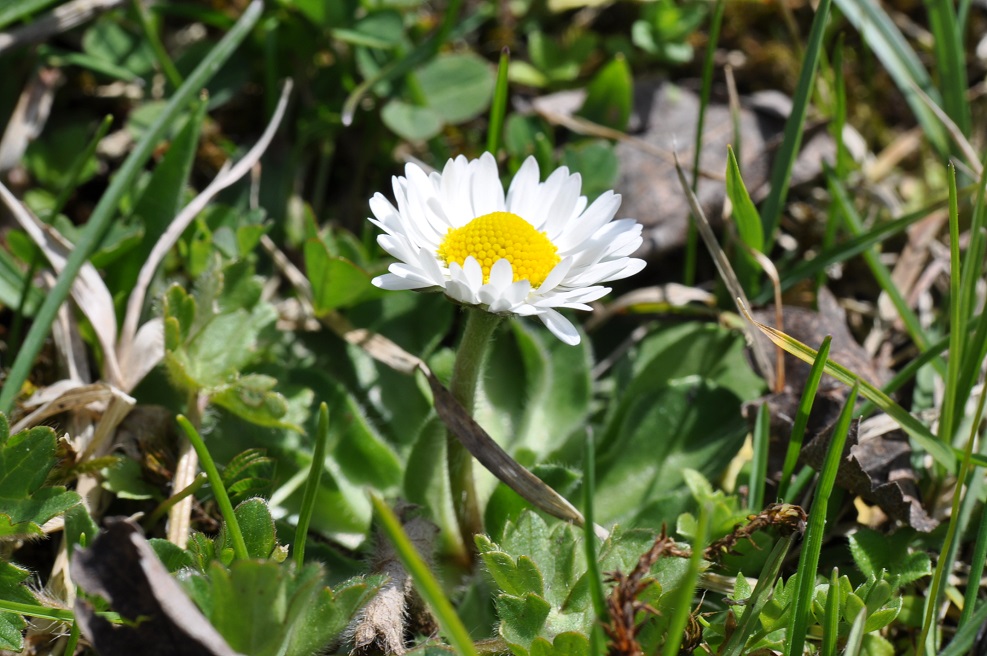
[725,146,763,253]
[23,121,102,190]
[0,560,38,651]
[497,593,553,649]
[222,449,275,506]
[331,10,405,49]
[577,55,632,131]
[848,529,931,587]
[284,577,380,656]
[216,498,278,560]
[0,417,81,536]
[99,457,161,500]
[207,560,300,656]
[82,18,156,77]
[416,53,495,124]
[149,538,196,572]
[595,378,748,525]
[561,140,619,202]
[212,374,300,432]
[381,100,444,141]
[304,238,383,312]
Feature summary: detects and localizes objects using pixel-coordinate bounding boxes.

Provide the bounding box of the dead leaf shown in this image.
[801,419,937,532]
[71,518,243,656]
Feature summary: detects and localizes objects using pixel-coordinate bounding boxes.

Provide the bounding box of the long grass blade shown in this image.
[0,0,263,414]
[684,0,726,285]
[939,164,964,447]
[293,402,329,568]
[760,0,832,245]
[917,382,987,656]
[924,0,971,138]
[827,169,945,376]
[748,402,770,511]
[779,336,832,502]
[486,47,510,155]
[785,382,859,656]
[370,493,478,656]
[832,0,948,153]
[663,503,708,655]
[719,533,796,656]
[583,432,608,654]
[176,415,248,562]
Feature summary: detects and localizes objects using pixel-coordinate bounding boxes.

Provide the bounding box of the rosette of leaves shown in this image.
[476,511,691,656]
[162,257,297,431]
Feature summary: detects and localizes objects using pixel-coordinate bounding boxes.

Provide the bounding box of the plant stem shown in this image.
[447,308,501,557]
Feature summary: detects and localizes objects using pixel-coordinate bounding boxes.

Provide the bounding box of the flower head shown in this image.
[368,152,646,345]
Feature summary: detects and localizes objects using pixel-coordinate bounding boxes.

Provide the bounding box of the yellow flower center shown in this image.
[437,211,560,287]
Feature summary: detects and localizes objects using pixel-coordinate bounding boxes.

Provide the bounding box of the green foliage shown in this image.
[0,415,81,537]
[0,561,37,651]
[477,512,690,656]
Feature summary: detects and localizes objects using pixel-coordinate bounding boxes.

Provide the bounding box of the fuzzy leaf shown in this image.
[0,417,80,536]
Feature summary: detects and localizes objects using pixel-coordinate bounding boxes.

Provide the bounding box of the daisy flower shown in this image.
[368,152,646,345]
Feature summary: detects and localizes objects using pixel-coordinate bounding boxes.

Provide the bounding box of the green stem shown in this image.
[176,415,249,561]
[447,308,501,556]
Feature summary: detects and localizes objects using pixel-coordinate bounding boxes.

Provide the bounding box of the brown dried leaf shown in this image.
[71,518,243,656]
[801,419,937,532]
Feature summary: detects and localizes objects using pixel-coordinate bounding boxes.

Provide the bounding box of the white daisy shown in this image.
[368,152,646,345]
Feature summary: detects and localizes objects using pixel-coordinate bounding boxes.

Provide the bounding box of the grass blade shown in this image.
[486,47,510,155]
[924,1,971,138]
[917,382,987,655]
[785,382,859,656]
[748,402,770,512]
[663,503,708,655]
[176,415,248,562]
[939,164,964,447]
[827,169,945,376]
[821,568,840,656]
[684,0,726,285]
[293,402,329,568]
[832,0,948,153]
[370,493,478,656]
[778,336,832,502]
[719,533,796,656]
[583,432,608,654]
[0,0,263,415]
[760,0,832,245]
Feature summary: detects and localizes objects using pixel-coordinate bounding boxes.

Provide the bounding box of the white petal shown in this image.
[417,247,446,285]
[506,157,540,213]
[539,309,581,345]
[536,257,572,293]
[599,258,647,282]
[463,256,484,291]
[488,258,513,289]
[556,191,621,252]
[374,273,433,290]
[471,152,506,216]
[541,174,583,239]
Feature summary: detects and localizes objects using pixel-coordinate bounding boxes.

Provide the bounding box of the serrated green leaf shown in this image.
[285,576,380,656]
[207,560,289,656]
[0,559,38,650]
[497,592,552,647]
[0,420,81,535]
[149,538,196,572]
